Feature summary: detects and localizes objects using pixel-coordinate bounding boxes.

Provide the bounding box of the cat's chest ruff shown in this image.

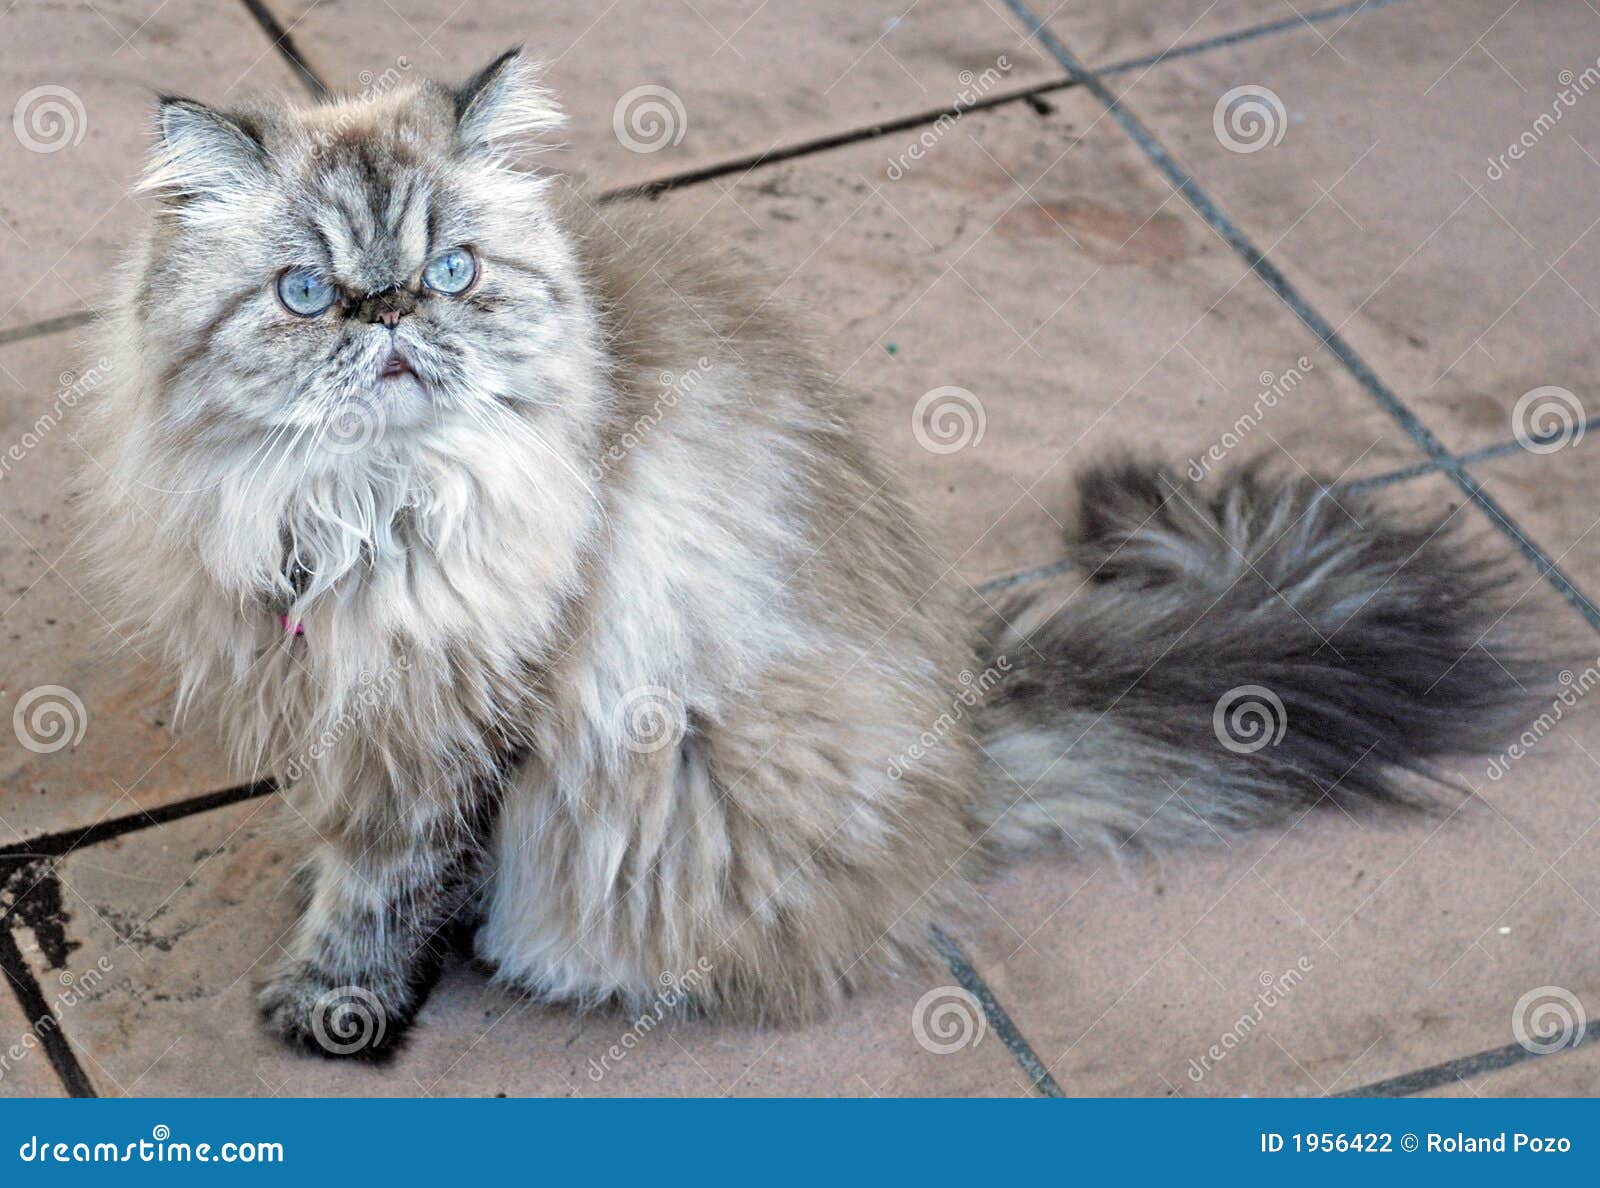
[269,507,433,632]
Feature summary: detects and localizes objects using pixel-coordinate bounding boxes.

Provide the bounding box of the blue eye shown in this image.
[422,247,477,295]
[276,267,336,316]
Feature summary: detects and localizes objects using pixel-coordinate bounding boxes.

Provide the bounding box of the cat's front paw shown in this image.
[256,962,405,1060]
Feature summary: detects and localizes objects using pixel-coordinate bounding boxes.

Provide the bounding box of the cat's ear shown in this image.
[452,48,563,154]
[140,97,268,204]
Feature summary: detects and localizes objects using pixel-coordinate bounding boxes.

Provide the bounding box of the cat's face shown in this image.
[134,51,582,455]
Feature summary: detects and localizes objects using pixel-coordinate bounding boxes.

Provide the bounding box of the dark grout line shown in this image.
[0,779,277,866]
[1337,1019,1600,1097]
[0,926,97,1097]
[0,0,1403,349]
[1339,457,1446,495]
[1342,420,1597,494]
[977,559,1073,594]
[602,0,1409,204]
[931,927,1064,1096]
[1094,0,1405,81]
[599,82,1065,203]
[237,0,328,99]
[1001,0,1600,637]
[0,310,96,348]
[1456,421,1596,469]
[1450,474,1600,631]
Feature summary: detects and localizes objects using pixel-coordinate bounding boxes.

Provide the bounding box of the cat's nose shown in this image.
[355,286,418,327]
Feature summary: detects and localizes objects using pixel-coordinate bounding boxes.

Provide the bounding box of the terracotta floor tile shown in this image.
[1008,0,1359,70]
[0,0,305,333]
[0,335,233,845]
[260,0,1060,194]
[7,800,1030,1097]
[1059,0,1600,457]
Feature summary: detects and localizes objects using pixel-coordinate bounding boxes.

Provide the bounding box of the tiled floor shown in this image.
[1,0,1597,1097]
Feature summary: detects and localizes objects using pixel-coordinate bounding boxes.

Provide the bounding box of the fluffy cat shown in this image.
[80,50,1549,1057]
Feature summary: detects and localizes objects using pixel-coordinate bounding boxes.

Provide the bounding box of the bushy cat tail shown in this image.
[972,459,1559,856]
